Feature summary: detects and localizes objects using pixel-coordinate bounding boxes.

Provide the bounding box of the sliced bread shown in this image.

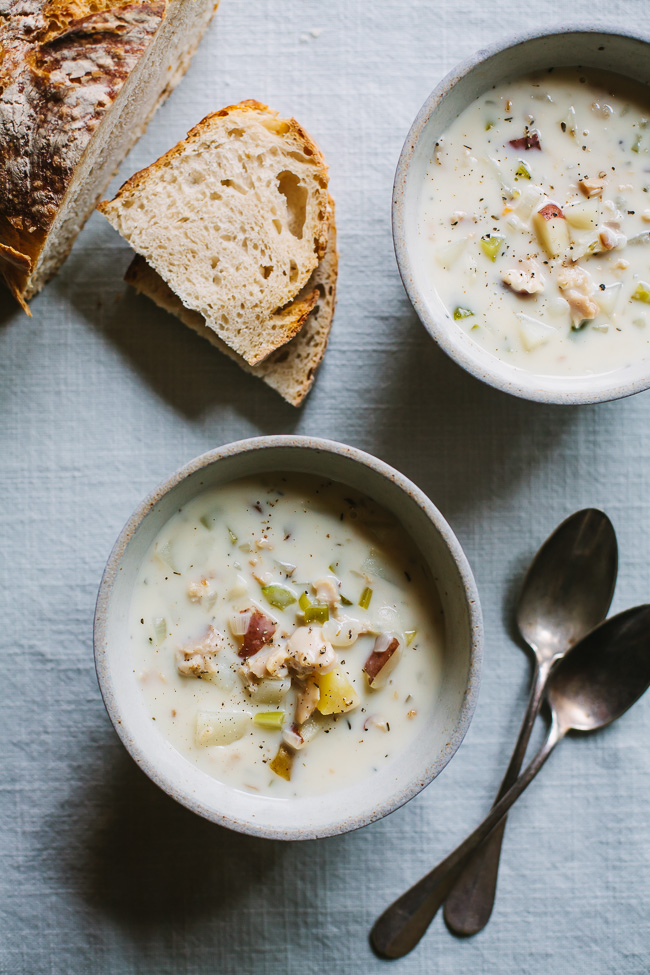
[0,0,218,310]
[98,100,330,365]
[125,204,338,406]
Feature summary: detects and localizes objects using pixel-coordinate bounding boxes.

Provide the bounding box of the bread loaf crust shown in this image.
[0,1,169,307]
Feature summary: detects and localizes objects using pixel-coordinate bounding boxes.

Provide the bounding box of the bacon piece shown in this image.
[578,176,605,198]
[177,625,223,677]
[363,636,400,687]
[238,610,277,658]
[508,132,541,151]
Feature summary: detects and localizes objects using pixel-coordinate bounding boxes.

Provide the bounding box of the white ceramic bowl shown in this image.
[394,25,650,404]
[94,436,482,840]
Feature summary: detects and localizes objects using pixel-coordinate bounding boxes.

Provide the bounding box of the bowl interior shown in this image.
[96,440,481,839]
[397,28,650,404]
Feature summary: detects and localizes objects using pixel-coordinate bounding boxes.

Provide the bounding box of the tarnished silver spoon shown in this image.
[445,508,618,936]
[370,604,650,960]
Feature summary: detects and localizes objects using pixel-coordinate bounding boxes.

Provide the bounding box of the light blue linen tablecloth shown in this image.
[1,1,649,972]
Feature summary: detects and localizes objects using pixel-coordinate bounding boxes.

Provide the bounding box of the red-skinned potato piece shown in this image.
[532,203,569,259]
[363,637,400,687]
[508,132,541,150]
[537,202,564,221]
[238,610,277,658]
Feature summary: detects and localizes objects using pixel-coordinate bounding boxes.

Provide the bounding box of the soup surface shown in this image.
[129,474,445,798]
[417,67,650,376]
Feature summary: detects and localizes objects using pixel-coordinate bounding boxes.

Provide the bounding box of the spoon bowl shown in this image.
[517,509,618,661]
[549,606,650,733]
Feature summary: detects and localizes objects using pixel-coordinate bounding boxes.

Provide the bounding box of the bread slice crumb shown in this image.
[99,100,330,365]
[125,204,338,406]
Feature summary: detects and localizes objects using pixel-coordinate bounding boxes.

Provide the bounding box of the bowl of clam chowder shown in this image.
[394,26,650,403]
[94,437,482,839]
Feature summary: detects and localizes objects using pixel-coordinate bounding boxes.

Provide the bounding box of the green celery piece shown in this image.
[453,306,474,320]
[304,604,329,624]
[571,319,589,332]
[480,235,505,261]
[199,509,220,530]
[405,630,417,646]
[227,527,238,544]
[340,595,353,607]
[253,711,285,730]
[359,586,373,610]
[328,562,339,573]
[485,120,495,131]
[632,133,643,153]
[632,282,650,304]
[515,160,532,180]
[299,592,312,612]
[262,585,297,610]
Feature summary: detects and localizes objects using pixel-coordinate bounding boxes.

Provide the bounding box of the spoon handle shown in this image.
[370,716,563,960]
[443,658,551,935]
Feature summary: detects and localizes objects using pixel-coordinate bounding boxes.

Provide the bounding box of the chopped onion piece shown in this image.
[322,616,362,647]
[275,560,297,576]
[229,610,252,636]
[245,677,291,704]
[154,541,176,572]
[596,282,622,316]
[360,550,403,587]
[196,710,251,747]
[152,617,167,645]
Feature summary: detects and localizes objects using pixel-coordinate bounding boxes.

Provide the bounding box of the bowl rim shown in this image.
[393,23,650,406]
[94,435,483,840]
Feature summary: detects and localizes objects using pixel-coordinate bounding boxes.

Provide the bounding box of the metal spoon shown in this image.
[444,508,618,936]
[371,604,650,960]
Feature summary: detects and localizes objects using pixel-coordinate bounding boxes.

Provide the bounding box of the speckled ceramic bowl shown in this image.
[394,25,650,404]
[94,436,482,840]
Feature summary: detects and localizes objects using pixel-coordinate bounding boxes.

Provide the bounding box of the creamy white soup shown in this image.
[129,474,445,798]
[417,67,650,376]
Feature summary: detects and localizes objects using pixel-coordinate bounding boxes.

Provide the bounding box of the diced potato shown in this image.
[269,742,294,780]
[516,313,557,352]
[436,238,467,270]
[316,666,360,715]
[532,203,570,259]
[564,198,599,231]
[202,662,236,692]
[196,710,251,747]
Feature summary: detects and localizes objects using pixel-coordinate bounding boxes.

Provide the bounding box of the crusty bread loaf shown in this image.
[125,204,338,406]
[0,0,218,311]
[99,101,330,365]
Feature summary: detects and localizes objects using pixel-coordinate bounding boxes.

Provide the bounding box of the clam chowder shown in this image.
[417,68,650,376]
[129,475,444,798]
